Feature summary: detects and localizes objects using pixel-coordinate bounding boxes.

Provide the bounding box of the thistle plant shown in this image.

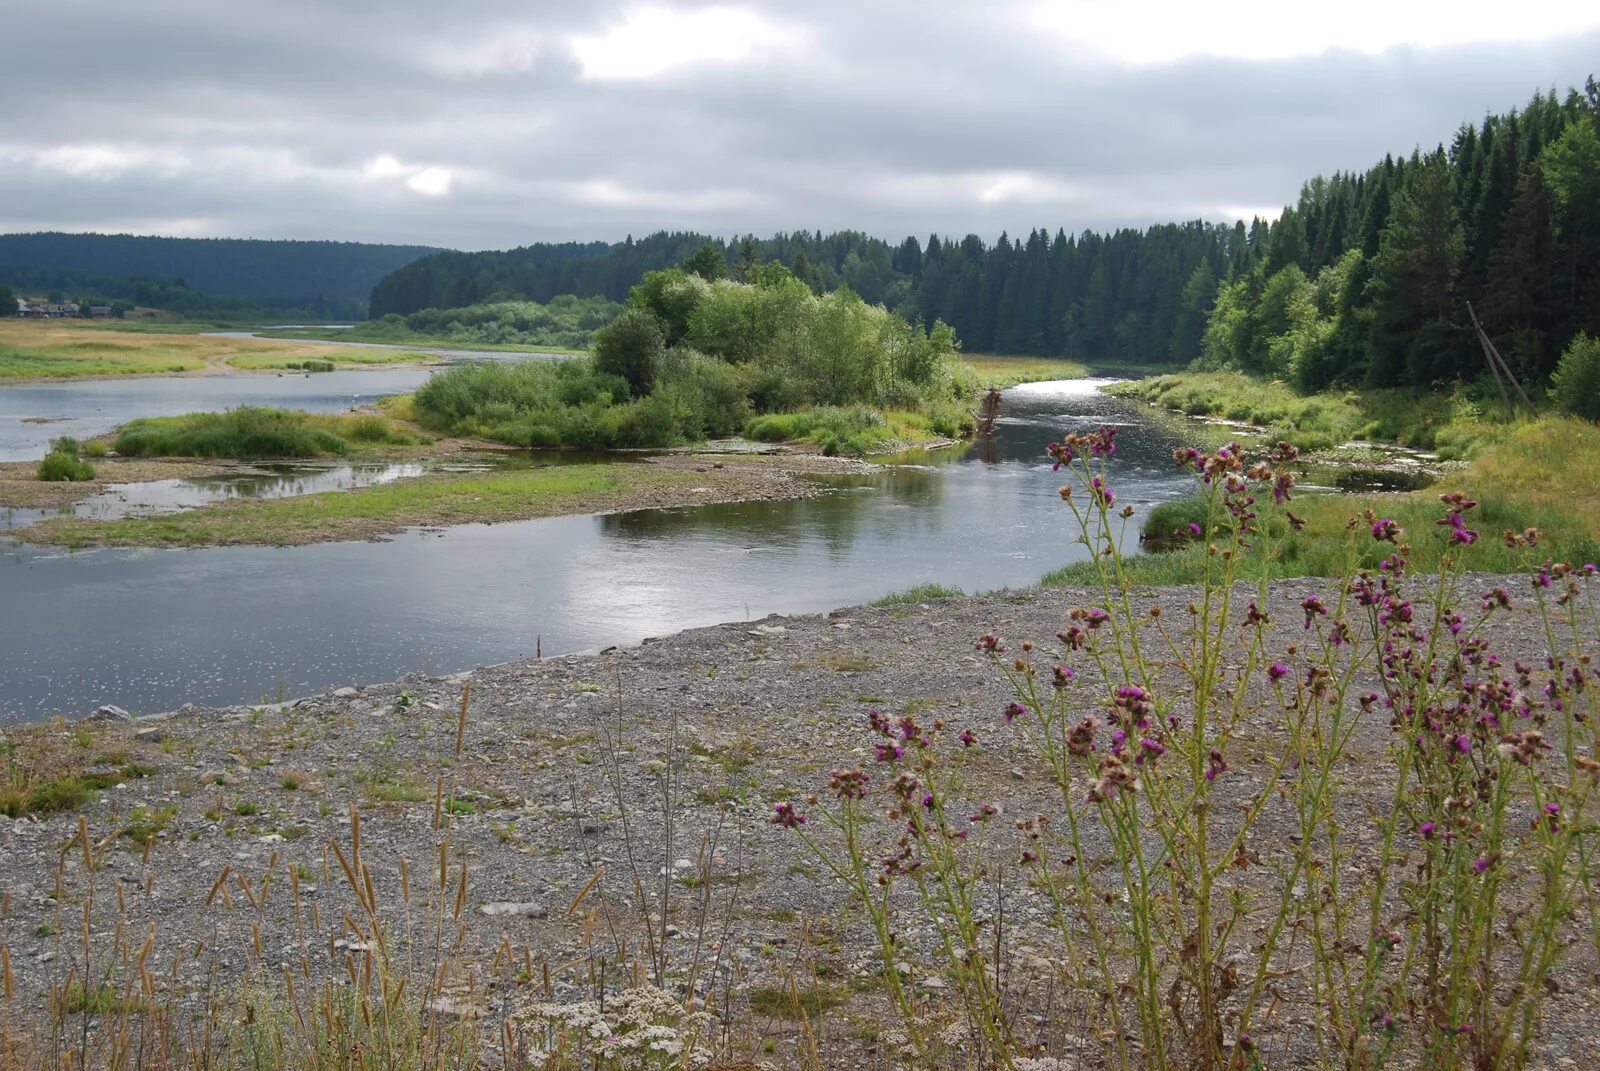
[778,429,1599,1070]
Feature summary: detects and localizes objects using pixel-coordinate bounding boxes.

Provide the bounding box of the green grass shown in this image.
[255,328,589,356]
[870,582,965,606]
[112,407,428,459]
[226,348,421,370]
[747,984,847,1020]
[20,459,729,547]
[37,450,95,481]
[960,354,1090,388]
[0,319,397,378]
[1110,371,1512,458]
[1045,417,1600,588]
[744,403,968,456]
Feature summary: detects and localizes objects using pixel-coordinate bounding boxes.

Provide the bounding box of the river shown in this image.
[0,377,1200,722]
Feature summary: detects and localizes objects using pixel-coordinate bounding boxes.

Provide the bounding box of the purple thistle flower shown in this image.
[1004,701,1027,723]
[771,801,806,828]
[1268,662,1290,683]
[958,729,977,747]
[1473,856,1489,874]
[1371,518,1402,543]
[1419,821,1437,839]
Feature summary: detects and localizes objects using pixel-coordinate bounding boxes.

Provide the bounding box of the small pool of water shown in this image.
[0,461,430,530]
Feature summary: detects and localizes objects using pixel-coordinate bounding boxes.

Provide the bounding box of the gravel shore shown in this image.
[2,574,1596,1066]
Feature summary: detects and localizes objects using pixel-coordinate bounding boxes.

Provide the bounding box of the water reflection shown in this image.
[0,381,1204,722]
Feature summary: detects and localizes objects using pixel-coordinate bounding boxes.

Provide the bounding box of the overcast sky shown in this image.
[2,1,1596,251]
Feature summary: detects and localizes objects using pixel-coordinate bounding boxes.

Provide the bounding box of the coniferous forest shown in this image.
[371,79,1599,393]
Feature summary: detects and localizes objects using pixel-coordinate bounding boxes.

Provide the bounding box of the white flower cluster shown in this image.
[517,987,715,1070]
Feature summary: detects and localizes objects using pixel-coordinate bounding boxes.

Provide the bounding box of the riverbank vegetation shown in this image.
[1047,415,1600,588]
[262,294,618,352]
[408,260,971,454]
[110,407,428,459]
[15,454,852,547]
[5,430,1598,1070]
[0,319,415,378]
[1111,371,1508,457]
[34,437,96,482]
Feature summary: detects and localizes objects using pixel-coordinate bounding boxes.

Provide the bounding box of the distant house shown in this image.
[89,305,111,319]
[15,297,83,317]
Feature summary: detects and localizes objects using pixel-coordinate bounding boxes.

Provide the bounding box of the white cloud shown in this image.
[570,5,792,80]
[24,144,175,179]
[363,154,455,197]
[975,171,1083,206]
[1027,0,1600,64]
[569,177,767,213]
[407,167,455,197]
[422,25,542,78]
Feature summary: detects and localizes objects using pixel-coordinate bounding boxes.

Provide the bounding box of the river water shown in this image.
[0,377,1200,722]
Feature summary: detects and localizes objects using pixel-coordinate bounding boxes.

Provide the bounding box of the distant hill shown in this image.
[0,232,443,305]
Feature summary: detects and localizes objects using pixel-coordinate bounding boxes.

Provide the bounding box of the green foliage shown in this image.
[37,448,95,482]
[412,267,965,452]
[1117,371,1508,458]
[869,583,964,606]
[0,233,440,319]
[681,243,728,281]
[113,407,425,459]
[1551,333,1600,420]
[593,306,666,395]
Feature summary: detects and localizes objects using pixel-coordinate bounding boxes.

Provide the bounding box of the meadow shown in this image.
[0,319,415,378]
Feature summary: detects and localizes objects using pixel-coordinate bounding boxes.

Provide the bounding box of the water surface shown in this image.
[0,380,1198,721]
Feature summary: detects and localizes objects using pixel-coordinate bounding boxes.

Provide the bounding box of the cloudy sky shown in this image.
[2,1,1596,251]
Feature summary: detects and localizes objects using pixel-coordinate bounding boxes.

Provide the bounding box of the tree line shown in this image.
[0,266,374,321]
[371,76,1599,394]
[0,233,440,304]
[1201,79,1599,392]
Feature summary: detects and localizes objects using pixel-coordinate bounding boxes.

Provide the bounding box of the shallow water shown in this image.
[0,369,437,461]
[0,461,430,530]
[0,379,1205,722]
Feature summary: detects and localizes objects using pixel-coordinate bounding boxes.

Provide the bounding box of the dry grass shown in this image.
[0,320,414,379]
[958,353,1089,388]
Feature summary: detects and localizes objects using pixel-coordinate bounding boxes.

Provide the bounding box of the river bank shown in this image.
[1,574,1594,1067]
[9,450,872,548]
[0,319,432,382]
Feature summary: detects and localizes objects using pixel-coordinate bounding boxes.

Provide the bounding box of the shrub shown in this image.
[81,439,108,458]
[778,428,1600,1070]
[113,408,424,459]
[1551,332,1600,421]
[37,450,95,481]
[593,306,666,395]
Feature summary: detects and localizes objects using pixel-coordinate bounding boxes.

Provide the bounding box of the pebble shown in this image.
[479,901,548,918]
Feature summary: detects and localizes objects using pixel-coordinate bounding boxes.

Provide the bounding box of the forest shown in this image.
[0,233,439,306]
[371,78,1599,395]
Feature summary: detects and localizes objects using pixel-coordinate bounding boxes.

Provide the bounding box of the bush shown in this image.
[81,439,108,458]
[37,450,95,482]
[1551,333,1600,421]
[593,307,666,395]
[113,408,424,459]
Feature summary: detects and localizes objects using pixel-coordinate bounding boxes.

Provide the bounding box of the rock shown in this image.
[84,704,131,722]
[332,687,359,699]
[480,901,547,918]
[134,726,168,744]
[427,994,480,1019]
[200,769,232,786]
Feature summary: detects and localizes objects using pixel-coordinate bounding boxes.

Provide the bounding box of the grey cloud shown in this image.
[1,1,1595,250]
